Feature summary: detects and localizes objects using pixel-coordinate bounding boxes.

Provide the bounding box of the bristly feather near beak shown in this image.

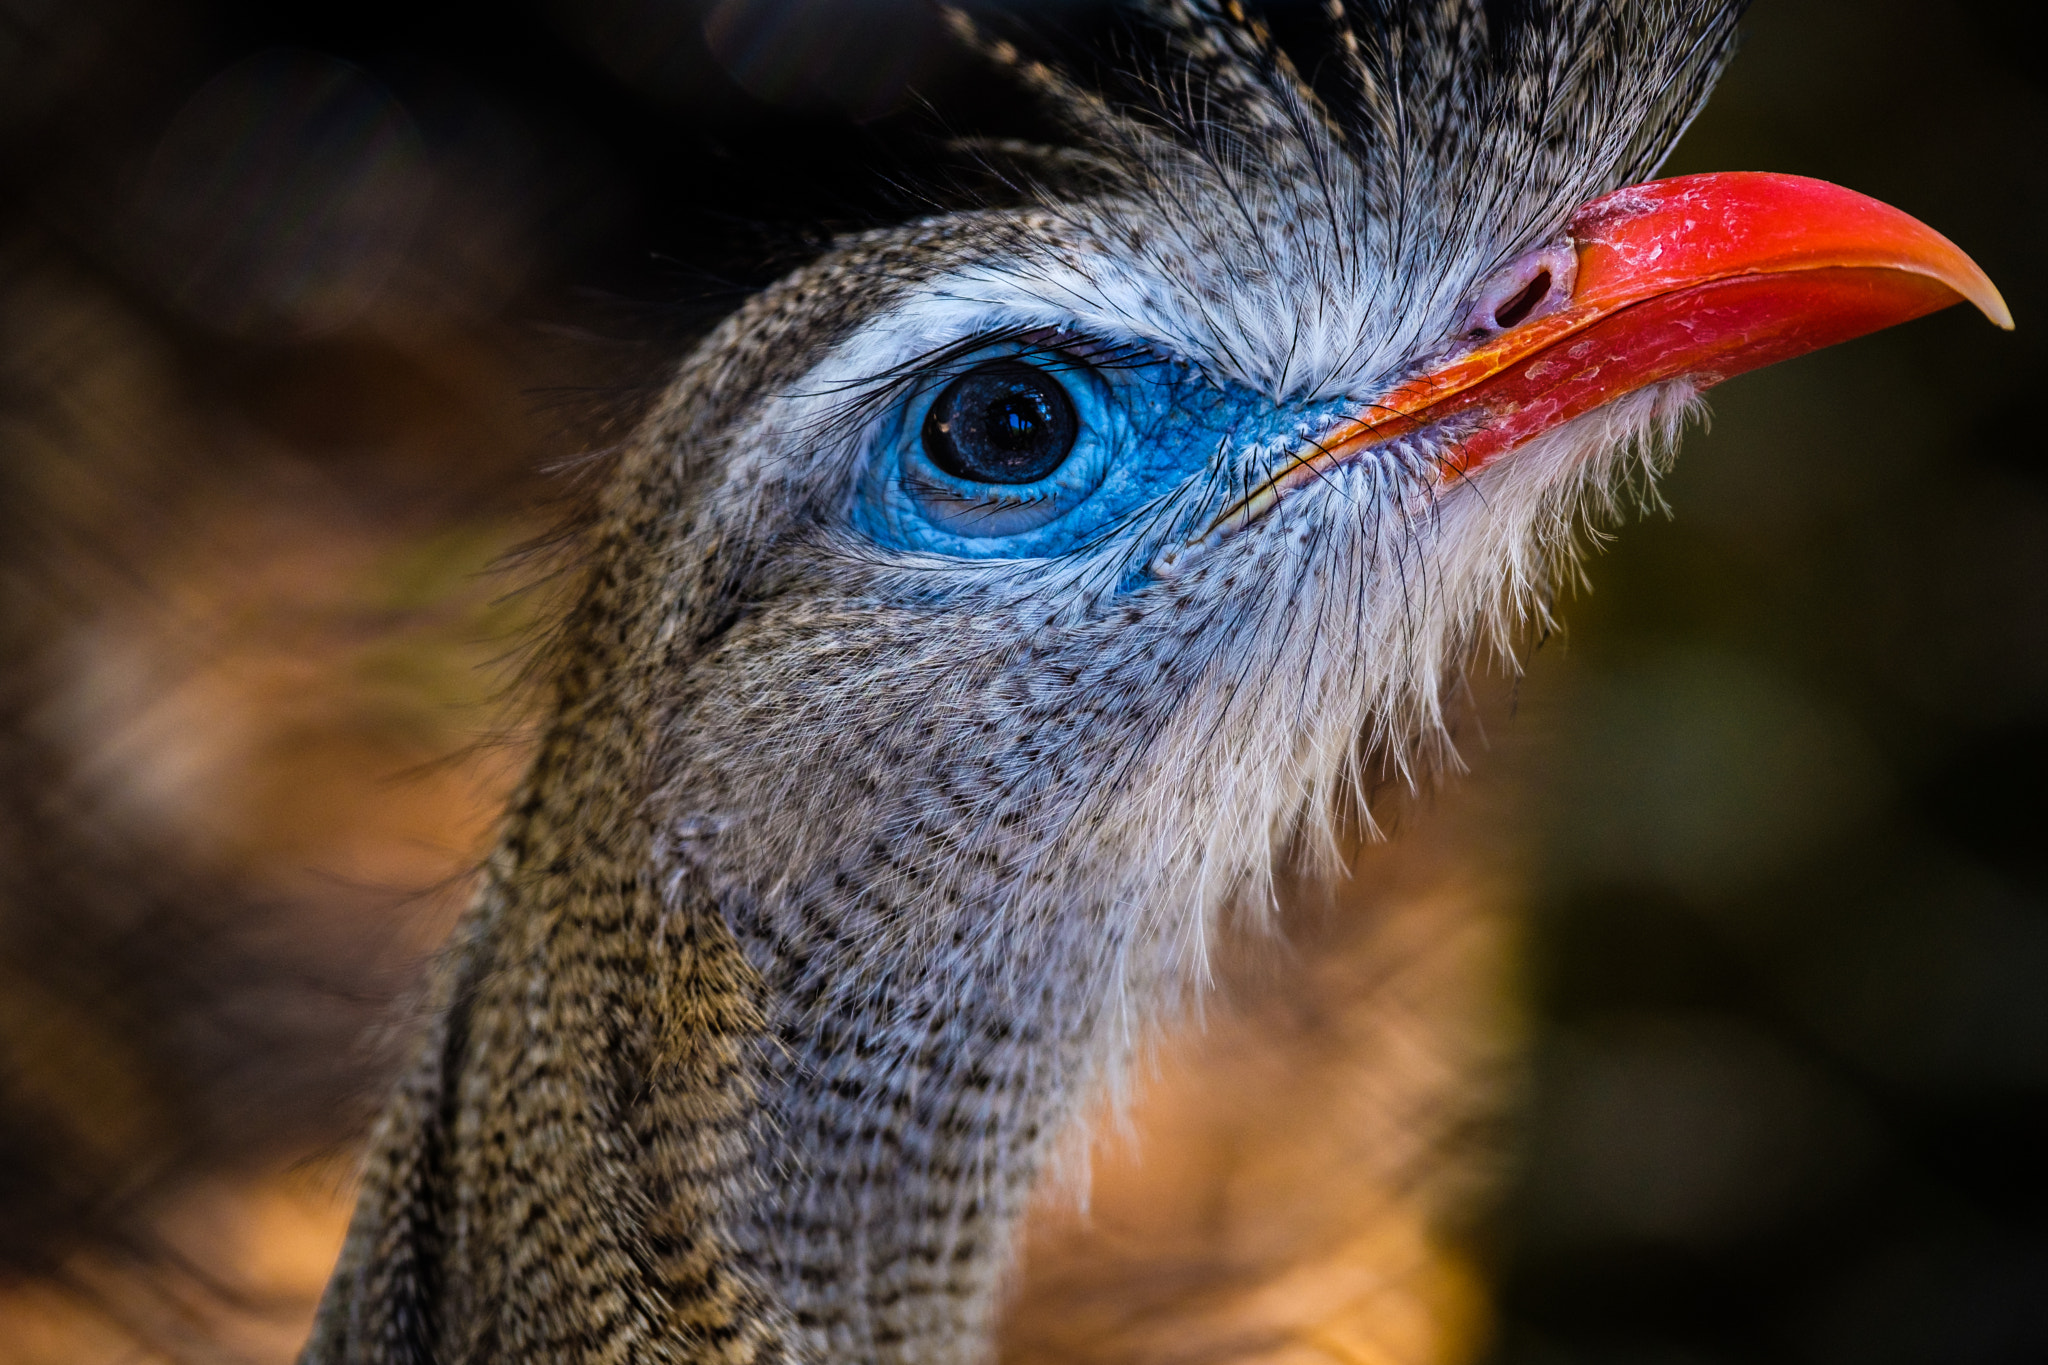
[1200,171,2012,536]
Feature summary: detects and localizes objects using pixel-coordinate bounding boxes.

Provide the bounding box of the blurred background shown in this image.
[0,1,2041,1362]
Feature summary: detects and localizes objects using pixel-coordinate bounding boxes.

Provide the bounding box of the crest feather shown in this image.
[948,0,1749,397]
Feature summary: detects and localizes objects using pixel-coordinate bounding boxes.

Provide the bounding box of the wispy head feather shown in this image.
[951,0,1747,399]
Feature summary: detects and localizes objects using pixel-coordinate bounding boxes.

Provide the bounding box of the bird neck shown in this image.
[685,789,1166,1364]
[306,524,1246,1365]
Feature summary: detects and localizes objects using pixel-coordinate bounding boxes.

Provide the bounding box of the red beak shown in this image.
[1219,172,2011,525]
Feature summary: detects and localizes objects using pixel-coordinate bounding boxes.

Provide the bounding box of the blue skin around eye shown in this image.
[854,344,1357,573]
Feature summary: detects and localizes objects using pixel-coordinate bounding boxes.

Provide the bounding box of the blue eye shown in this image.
[922,360,1079,485]
[854,335,1357,568]
[860,343,1117,552]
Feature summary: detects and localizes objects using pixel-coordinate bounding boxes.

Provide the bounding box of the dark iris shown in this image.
[921,359,1079,485]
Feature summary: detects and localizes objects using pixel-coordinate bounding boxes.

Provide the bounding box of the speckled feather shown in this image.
[301,3,1744,1362]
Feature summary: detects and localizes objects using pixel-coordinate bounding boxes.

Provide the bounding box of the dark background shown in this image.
[1491,6,2048,1361]
[0,1,2041,1362]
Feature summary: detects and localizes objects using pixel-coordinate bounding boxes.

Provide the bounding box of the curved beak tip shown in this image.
[1973,280,2017,331]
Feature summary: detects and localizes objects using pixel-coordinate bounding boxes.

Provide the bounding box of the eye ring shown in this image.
[855,337,1121,555]
[920,358,1080,485]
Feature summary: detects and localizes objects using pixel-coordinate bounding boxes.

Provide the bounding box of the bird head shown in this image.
[616,0,2007,1003]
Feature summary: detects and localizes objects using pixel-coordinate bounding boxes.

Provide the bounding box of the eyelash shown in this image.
[807,325,1160,445]
[901,470,1062,507]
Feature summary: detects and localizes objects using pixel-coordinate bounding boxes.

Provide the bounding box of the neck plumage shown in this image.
[712,805,1148,1362]
[302,634,1183,1365]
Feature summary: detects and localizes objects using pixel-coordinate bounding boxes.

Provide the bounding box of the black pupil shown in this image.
[922,359,1078,485]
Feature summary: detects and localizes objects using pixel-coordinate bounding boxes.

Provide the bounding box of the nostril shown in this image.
[1493,270,1551,329]
[1465,239,1578,341]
